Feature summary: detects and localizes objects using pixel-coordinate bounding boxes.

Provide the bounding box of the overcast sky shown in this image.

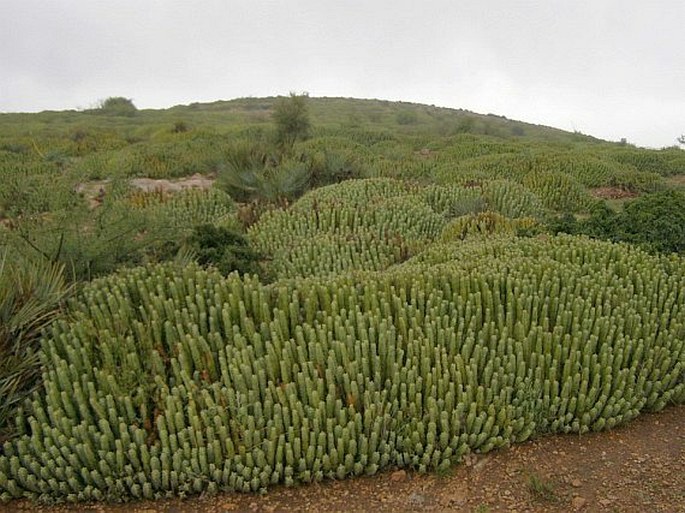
[1,1,683,148]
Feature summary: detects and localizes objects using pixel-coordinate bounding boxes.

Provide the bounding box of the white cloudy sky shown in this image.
[1,0,683,148]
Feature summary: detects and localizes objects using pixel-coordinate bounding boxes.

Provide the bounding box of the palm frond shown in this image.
[0,252,71,443]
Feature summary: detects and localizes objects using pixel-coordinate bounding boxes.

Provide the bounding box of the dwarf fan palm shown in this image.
[0,253,71,444]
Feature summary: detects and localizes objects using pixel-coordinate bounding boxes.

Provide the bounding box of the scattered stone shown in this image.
[390,470,407,482]
[473,456,491,471]
[409,492,428,506]
[572,496,587,509]
[571,479,582,488]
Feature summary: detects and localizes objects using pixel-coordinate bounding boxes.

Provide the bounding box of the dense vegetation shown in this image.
[0,96,683,503]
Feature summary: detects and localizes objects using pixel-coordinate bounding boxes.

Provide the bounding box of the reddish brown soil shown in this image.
[3,405,683,513]
[590,187,639,200]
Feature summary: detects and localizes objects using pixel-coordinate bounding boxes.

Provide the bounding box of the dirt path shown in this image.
[4,405,683,513]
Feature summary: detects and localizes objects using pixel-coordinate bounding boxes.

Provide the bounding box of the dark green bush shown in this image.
[551,191,685,254]
[186,224,264,277]
[619,190,685,253]
[274,93,311,148]
[96,97,137,117]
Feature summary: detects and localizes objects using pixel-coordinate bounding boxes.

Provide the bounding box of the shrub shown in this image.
[440,211,539,241]
[96,97,137,117]
[619,190,685,253]
[396,110,418,125]
[186,224,263,277]
[0,255,70,445]
[551,191,685,254]
[274,93,311,148]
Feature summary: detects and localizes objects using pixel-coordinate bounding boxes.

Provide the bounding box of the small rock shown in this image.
[599,498,613,507]
[571,479,582,488]
[473,456,490,471]
[409,492,427,506]
[572,496,587,509]
[390,469,407,482]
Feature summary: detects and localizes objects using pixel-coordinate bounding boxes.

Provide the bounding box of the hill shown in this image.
[1,96,604,146]
[0,95,684,508]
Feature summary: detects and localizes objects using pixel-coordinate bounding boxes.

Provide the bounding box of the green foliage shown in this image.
[526,472,557,502]
[0,236,683,502]
[186,224,263,277]
[419,184,484,218]
[2,96,685,504]
[617,191,685,253]
[215,141,311,203]
[96,97,138,117]
[132,188,238,230]
[0,255,70,444]
[481,180,544,219]
[294,137,375,186]
[603,147,685,176]
[554,191,685,254]
[274,93,311,148]
[395,109,418,125]
[440,212,540,242]
[522,171,595,213]
[249,179,444,279]
[5,181,245,283]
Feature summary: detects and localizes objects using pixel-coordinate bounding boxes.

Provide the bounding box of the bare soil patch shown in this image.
[591,187,639,200]
[75,174,216,208]
[75,180,111,208]
[4,405,682,513]
[129,173,215,193]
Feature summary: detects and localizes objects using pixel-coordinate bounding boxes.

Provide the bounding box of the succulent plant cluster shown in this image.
[1,236,682,502]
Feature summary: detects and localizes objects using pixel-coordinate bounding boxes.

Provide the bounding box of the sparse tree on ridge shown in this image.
[96,96,137,116]
[273,92,311,148]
